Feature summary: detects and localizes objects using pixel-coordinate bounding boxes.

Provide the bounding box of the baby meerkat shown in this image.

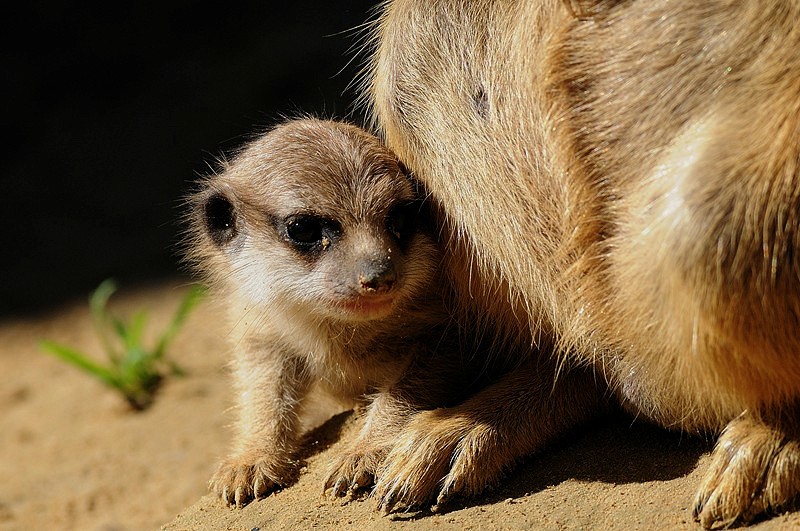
[187,118,522,507]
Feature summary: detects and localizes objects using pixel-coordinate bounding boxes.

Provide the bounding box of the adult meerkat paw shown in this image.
[324,445,387,498]
[209,450,295,507]
[374,409,506,513]
[693,413,800,528]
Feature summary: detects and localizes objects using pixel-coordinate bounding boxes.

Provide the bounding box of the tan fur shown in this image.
[187,119,449,506]
[186,118,602,507]
[366,0,800,526]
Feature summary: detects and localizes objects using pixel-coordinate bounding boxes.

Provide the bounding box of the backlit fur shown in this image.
[365,0,800,526]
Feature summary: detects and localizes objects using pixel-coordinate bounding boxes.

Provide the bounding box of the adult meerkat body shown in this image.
[369,0,800,526]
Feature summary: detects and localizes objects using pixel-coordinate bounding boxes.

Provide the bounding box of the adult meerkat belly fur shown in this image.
[367,0,800,527]
[187,119,452,506]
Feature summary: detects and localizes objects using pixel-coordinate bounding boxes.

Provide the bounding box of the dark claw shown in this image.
[353,470,372,490]
[435,488,450,510]
[692,500,703,521]
[333,477,349,497]
[379,492,397,515]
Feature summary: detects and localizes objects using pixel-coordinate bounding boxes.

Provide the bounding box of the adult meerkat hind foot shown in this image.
[694,410,800,529]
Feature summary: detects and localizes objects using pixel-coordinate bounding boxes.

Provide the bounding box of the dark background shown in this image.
[3,1,376,317]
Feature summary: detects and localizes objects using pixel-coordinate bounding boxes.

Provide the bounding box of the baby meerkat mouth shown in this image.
[338,294,396,318]
[335,254,400,319]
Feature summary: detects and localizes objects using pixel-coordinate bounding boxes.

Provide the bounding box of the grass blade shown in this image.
[40,280,203,412]
[123,310,149,350]
[153,285,205,358]
[89,279,121,363]
[39,340,120,388]
[89,279,117,319]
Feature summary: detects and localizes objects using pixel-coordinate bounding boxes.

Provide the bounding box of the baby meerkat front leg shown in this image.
[210,343,310,507]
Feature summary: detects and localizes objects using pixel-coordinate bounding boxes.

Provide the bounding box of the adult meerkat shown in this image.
[187,118,599,507]
[365,0,800,527]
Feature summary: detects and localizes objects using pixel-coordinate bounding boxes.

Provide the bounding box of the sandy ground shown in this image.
[1,282,798,530]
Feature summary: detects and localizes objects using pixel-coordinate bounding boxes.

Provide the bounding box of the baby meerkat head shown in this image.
[189,118,440,323]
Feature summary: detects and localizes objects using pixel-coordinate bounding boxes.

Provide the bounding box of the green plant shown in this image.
[40,279,205,410]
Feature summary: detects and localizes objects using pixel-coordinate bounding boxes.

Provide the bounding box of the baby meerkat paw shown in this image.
[209,450,296,507]
[374,409,506,513]
[693,412,800,528]
[324,445,387,498]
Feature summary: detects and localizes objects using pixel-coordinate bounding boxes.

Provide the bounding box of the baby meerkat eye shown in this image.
[287,216,322,243]
[284,215,339,252]
[387,202,419,241]
[203,193,237,245]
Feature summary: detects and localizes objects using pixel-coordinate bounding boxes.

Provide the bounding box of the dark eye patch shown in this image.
[386,201,422,242]
[203,193,237,245]
[283,214,340,254]
[287,216,323,244]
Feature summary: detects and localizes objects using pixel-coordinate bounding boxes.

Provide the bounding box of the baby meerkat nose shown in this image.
[358,258,397,294]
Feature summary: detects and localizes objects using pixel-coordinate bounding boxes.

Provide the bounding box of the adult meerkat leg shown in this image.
[209,344,310,507]
[373,361,606,513]
[324,342,488,498]
[602,74,800,527]
[693,408,800,528]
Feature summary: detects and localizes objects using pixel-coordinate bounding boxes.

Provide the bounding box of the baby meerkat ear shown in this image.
[202,192,238,246]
